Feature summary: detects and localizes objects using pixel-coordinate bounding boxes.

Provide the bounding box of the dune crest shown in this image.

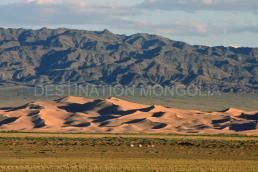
[0,96,257,135]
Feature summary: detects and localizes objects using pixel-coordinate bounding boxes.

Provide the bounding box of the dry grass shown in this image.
[0,132,258,141]
[1,158,258,172]
[0,133,258,172]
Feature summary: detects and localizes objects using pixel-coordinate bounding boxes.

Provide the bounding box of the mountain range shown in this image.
[0,28,258,92]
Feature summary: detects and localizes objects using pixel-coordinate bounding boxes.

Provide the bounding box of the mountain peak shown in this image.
[98,29,113,35]
[0,27,257,92]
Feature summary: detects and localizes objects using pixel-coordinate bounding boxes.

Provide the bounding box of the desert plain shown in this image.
[0,95,258,171]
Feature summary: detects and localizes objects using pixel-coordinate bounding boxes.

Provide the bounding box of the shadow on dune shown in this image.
[0,107,14,111]
[124,118,146,124]
[217,108,230,113]
[152,112,165,118]
[212,116,231,125]
[74,122,91,127]
[99,121,110,127]
[91,115,119,123]
[211,113,258,131]
[59,99,104,113]
[0,103,43,112]
[212,116,232,129]
[193,124,210,130]
[98,105,127,115]
[98,105,155,116]
[123,118,168,129]
[152,123,167,129]
[0,117,18,126]
[0,104,28,112]
[230,121,257,131]
[58,100,157,123]
[239,113,258,122]
[28,111,45,128]
[139,105,155,112]
[60,99,155,115]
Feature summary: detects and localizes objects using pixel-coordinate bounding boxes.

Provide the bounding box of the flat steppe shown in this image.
[0,132,257,172]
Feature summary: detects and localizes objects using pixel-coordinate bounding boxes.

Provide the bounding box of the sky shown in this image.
[0,0,258,47]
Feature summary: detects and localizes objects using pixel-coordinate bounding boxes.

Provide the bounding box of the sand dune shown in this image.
[0,96,257,135]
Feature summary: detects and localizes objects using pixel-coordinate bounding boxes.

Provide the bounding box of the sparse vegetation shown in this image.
[0,133,257,171]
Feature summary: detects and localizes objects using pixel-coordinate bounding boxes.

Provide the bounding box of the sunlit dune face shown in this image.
[0,96,257,135]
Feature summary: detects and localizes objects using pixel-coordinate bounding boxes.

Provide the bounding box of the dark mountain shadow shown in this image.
[0,28,257,92]
[173,41,187,49]
[102,68,128,84]
[142,39,165,49]
[18,30,49,46]
[37,48,74,75]
[106,44,119,51]
[138,47,161,59]
[231,47,253,55]
[215,60,229,68]
[119,73,136,85]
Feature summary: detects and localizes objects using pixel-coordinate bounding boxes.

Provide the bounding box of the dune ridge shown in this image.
[0,96,257,135]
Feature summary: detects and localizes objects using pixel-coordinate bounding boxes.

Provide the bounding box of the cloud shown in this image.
[132,19,258,38]
[202,0,215,5]
[192,23,208,33]
[0,1,212,36]
[0,0,139,26]
[138,0,258,11]
[0,0,257,47]
[26,0,59,5]
[134,22,210,36]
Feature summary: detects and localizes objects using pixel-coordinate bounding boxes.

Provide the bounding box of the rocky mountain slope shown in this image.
[0,28,258,92]
[0,96,257,135]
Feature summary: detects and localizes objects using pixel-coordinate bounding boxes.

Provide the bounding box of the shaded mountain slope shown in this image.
[0,28,258,92]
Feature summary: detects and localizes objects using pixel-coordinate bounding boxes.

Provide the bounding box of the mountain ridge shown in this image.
[0,27,258,92]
